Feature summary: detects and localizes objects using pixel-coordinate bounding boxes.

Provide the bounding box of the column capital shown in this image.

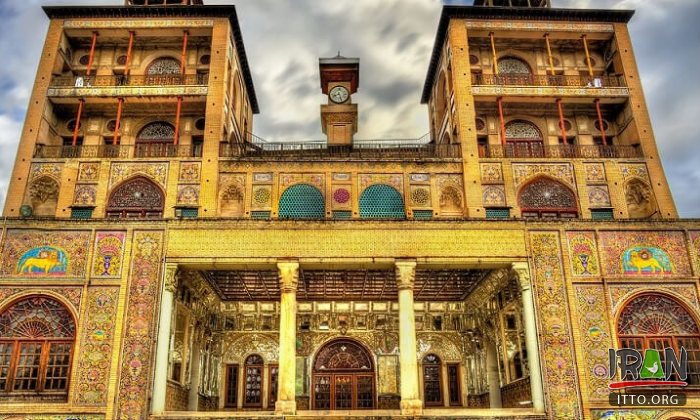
[395,260,417,291]
[164,263,179,293]
[511,262,532,292]
[277,261,299,293]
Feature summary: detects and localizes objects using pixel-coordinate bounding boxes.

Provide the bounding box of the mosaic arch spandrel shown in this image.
[529,231,582,419]
[116,231,164,419]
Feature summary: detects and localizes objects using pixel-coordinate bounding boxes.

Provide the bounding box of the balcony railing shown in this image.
[471,73,626,88]
[33,143,203,159]
[220,137,461,160]
[49,73,209,88]
[480,143,643,159]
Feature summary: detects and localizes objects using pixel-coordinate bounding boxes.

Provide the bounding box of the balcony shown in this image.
[220,137,462,160]
[471,73,629,99]
[33,143,203,159]
[47,74,209,98]
[480,143,643,159]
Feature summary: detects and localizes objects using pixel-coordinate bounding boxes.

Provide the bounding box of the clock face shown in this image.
[329,86,349,104]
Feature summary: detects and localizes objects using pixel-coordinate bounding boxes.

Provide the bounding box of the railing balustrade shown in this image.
[480,143,643,159]
[33,143,202,159]
[471,73,626,88]
[49,73,209,88]
[219,140,462,159]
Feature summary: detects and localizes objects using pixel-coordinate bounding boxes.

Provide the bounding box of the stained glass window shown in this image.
[0,296,75,397]
[106,176,165,219]
[618,294,699,335]
[518,177,578,218]
[313,340,373,371]
[618,294,700,385]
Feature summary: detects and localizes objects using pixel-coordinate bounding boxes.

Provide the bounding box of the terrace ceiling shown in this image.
[201,269,491,302]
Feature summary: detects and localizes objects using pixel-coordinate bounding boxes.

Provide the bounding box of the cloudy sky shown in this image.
[0,0,699,216]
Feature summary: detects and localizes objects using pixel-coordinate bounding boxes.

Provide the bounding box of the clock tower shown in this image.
[319,54,359,146]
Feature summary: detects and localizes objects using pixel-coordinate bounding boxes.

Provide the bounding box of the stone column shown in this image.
[395,261,423,415]
[187,331,202,411]
[151,263,178,414]
[512,262,545,413]
[485,339,502,408]
[275,262,299,415]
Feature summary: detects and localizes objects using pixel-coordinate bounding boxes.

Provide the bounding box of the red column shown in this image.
[594,99,608,146]
[556,98,568,145]
[497,97,506,146]
[72,99,84,146]
[180,30,189,75]
[124,31,135,77]
[113,98,124,145]
[173,97,183,146]
[86,31,98,76]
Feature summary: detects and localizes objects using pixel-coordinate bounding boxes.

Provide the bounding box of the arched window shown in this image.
[518,177,578,219]
[498,57,531,75]
[505,120,544,158]
[145,57,182,86]
[278,184,325,219]
[106,176,164,219]
[359,184,406,219]
[618,294,700,385]
[423,354,443,407]
[497,57,533,86]
[135,122,175,157]
[243,354,264,408]
[0,296,75,398]
[146,57,181,75]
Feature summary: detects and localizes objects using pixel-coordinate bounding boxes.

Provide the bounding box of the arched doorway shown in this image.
[312,338,375,410]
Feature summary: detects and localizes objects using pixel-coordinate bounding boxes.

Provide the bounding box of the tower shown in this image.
[319,54,359,146]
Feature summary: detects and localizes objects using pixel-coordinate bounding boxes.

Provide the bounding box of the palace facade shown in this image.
[1,0,699,419]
